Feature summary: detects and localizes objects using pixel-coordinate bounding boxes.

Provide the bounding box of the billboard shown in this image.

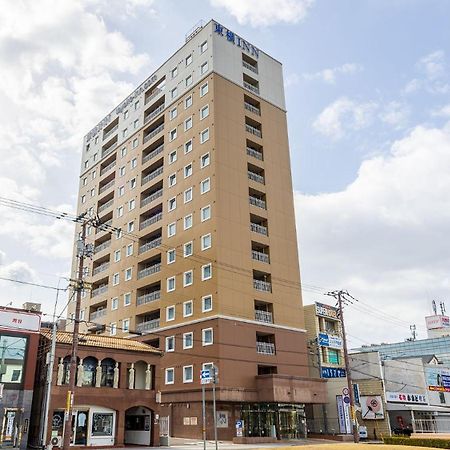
[315,302,338,319]
[321,367,346,378]
[425,367,450,392]
[318,332,343,349]
[361,396,384,420]
[386,392,428,404]
[425,315,450,330]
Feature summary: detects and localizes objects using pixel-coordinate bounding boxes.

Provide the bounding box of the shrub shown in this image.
[383,436,450,448]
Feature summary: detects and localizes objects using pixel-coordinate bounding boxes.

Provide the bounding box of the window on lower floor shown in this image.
[183,365,193,383]
[165,368,174,384]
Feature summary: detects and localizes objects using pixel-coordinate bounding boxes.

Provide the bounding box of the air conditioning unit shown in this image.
[50,436,62,447]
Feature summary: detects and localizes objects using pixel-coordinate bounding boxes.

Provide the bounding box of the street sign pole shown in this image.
[202,383,206,450]
[212,365,218,450]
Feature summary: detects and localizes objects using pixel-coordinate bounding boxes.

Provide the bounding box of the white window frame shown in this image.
[166,336,175,352]
[184,139,193,154]
[184,163,193,178]
[183,300,193,318]
[185,95,193,109]
[118,185,125,197]
[202,328,214,346]
[183,270,193,287]
[130,177,137,189]
[167,277,176,292]
[200,104,209,120]
[184,116,193,131]
[202,263,212,281]
[170,107,178,120]
[200,177,211,194]
[112,273,120,286]
[166,305,175,321]
[165,368,174,385]
[200,40,208,53]
[201,205,211,222]
[129,198,136,210]
[123,319,130,332]
[200,82,209,97]
[169,128,177,141]
[117,206,124,218]
[167,248,176,264]
[168,197,177,212]
[200,61,208,75]
[126,243,133,256]
[168,173,177,187]
[132,138,138,149]
[124,292,131,306]
[186,54,193,66]
[184,187,193,204]
[184,214,193,230]
[183,241,193,257]
[183,332,193,349]
[200,152,210,168]
[125,267,132,281]
[201,233,212,251]
[171,67,178,78]
[202,295,213,312]
[183,365,194,383]
[131,157,137,168]
[110,323,117,336]
[127,221,135,233]
[171,87,178,99]
[111,297,118,310]
[200,128,210,144]
[121,147,127,157]
[167,222,176,237]
[169,150,177,164]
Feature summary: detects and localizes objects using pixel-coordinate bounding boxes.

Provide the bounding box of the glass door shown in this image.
[73,411,89,445]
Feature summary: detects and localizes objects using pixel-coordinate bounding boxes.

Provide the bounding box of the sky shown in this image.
[0,0,449,347]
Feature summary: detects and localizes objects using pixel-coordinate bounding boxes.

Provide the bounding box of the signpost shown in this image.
[200,367,219,450]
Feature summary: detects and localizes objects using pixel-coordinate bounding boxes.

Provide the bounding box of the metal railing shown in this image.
[145,87,163,105]
[243,81,260,95]
[93,262,110,276]
[144,104,165,124]
[136,318,160,333]
[137,290,161,306]
[413,418,450,433]
[137,263,161,279]
[98,199,113,214]
[103,124,118,141]
[101,142,118,158]
[244,102,260,115]
[245,124,262,138]
[140,212,163,230]
[139,237,162,254]
[90,309,107,321]
[142,166,163,186]
[250,223,268,236]
[252,250,270,264]
[96,219,112,233]
[249,196,266,209]
[100,160,116,176]
[92,285,108,297]
[255,310,273,323]
[99,179,115,194]
[246,147,263,160]
[142,143,164,164]
[256,341,275,355]
[143,123,164,144]
[94,240,111,254]
[253,279,272,292]
[141,189,163,207]
[243,61,258,74]
[248,171,265,184]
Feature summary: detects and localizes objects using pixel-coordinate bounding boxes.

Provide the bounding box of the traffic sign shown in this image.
[343,396,351,404]
[200,369,212,384]
[235,420,242,428]
[342,387,349,396]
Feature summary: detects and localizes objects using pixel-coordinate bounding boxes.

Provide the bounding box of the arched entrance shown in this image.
[124,406,153,446]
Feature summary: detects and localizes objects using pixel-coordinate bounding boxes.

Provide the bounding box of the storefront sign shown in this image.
[336,395,351,434]
[361,396,384,420]
[386,392,428,404]
[0,310,41,332]
[425,315,450,330]
[425,367,450,392]
[213,22,259,58]
[216,411,229,428]
[315,302,338,319]
[318,332,343,349]
[321,367,346,378]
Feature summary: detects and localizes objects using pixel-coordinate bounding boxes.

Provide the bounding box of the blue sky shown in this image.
[0,0,449,345]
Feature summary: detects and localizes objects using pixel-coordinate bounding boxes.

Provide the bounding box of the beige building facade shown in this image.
[68,20,325,441]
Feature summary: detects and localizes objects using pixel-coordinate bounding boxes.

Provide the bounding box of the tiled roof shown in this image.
[41,329,162,354]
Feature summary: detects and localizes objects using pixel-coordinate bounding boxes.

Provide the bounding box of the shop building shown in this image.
[28,330,162,447]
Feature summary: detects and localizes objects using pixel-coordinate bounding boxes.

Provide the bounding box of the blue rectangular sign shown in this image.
[318,333,329,346]
[321,367,346,378]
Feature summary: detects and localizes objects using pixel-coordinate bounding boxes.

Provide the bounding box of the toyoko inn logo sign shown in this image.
[213,22,260,59]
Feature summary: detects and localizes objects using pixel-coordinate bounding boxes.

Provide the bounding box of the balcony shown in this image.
[140,212,163,230]
[141,189,163,207]
[248,171,265,184]
[252,250,270,264]
[255,310,273,324]
[142,166,163,186]
[100,160,116,176]
[139,237,162,254]
[101,141,117,159]
[249,196,266,209]
[90,309,107,321]
[92,285,108,297]
[137,290,161,306]
[145,87,163,105]
[137,263,161,280]
[99,179,115,195]
[94,240,111,254]
[243,60,258,74]
[256,342,276,355]
[246,124,262,138]
[253,279,272,292]
[144,104,165,125]
[93,262,110,276]
[103,124,118,141]
[136,319,160,333]
[250,223,268,236]
[98,198,113,214]
[244,81,260,95]
[143,123,164,144]
[246,147,263,161]
[142,143,164,165]
[244,102,260,115]
[95,219,112,234]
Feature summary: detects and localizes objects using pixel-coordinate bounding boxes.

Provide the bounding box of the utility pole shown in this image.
[326,290,359,443]
[62,216,91,450]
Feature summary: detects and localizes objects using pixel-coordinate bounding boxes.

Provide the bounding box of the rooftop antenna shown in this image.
[440,301,446,315]
[410,324,417,341]
[432,300,437,315]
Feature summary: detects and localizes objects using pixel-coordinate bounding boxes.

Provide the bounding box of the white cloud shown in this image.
[0,260,37,283]
[379,101,410,129]
[418,50,445,80]
[210,0,314,27]
[296,123,450,344]
[431,104,450,118]
[313,97,377,140]
[303,63,363,84]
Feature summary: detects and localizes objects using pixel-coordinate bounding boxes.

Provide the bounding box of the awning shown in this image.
[386,403,450,413]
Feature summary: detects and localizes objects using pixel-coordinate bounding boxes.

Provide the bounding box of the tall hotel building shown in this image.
[68,20,326,440]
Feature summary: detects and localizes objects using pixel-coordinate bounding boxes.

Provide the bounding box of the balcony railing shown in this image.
[244,102,260,115]
[144,104,165,124]
[94,240,111,254]
[250,223,268,236]
[137,290,161,306]
[93,262,110,276]
[98,199,113,214]
[246,147,263,161]
[145,87,163,105]
[256,341,275,355]
[249,196,266,209]
[142,144,164,165]
[99,179,115,194]
[101,142,118,158]
[248,171,265,184]
[143,124,164,144]
[142,166,163,186]
[243,81,260,95]
[243,61,258,74]
[245,124,262,138]
[141,189,163,207]
[90,309,107,321]
[96,219,112,234]
[255,310,273,324]
[140,212,163,230]
[137,263,161,280]
[100,160,116,176]
[103,124,118,141]
[139,237,162,254]
[136,319,160,333]
[92,285,108,297]
[253,279,272,292]
[252,250,270,264]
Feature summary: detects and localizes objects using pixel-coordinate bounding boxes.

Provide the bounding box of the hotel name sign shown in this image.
[213,21,260,59]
